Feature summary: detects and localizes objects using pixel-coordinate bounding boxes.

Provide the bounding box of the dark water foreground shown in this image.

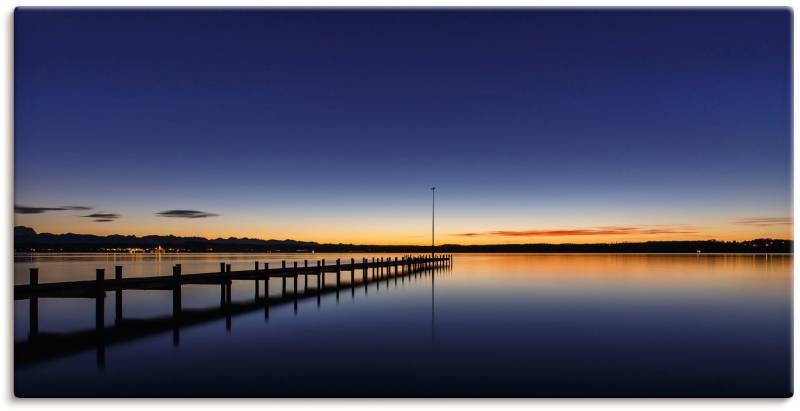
[14,253,792,397]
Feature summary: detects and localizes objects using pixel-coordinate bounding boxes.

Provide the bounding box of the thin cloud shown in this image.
[156,209,219,219]
[15,205,93,214]
[82,213,121,220]
[454,226,698,237]
[733,217,792,227]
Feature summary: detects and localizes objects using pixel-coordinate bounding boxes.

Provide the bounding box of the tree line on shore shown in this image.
[14,226,791,253]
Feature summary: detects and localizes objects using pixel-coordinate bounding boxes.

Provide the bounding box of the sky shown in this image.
[14,9,792,245]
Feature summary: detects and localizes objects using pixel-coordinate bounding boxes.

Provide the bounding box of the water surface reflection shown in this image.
[14,253,791,397]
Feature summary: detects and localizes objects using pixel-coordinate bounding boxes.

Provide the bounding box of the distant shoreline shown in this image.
[14,226,792,254]
[13,251,795,255]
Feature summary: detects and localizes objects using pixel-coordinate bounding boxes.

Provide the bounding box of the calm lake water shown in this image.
[14,253,792,397]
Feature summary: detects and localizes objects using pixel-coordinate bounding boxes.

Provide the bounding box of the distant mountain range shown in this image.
[13,226,792,253]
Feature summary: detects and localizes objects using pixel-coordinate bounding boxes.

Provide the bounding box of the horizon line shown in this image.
[13,225,792,247]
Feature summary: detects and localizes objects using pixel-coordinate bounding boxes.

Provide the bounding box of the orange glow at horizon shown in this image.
[14,213,793,245]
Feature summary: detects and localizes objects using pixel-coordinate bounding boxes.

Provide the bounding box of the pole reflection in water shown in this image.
[432,261,435,345]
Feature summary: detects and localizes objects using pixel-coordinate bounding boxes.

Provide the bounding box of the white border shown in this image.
[0,2,796,410]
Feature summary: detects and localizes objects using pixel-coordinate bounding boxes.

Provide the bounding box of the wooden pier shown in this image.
[15,255,450,300]
[15,255,452,367]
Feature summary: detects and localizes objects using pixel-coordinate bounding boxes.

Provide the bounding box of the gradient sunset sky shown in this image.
[14,9,792,245]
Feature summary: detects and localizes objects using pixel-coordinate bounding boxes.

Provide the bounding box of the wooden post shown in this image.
[317,260,322,290]
[293,262,298,294]
[255,261,260,299]
[225,264,232,306]
[172,264,181,346]
[95,269,105,331]
[29,268,38,338]
[304,260,309,291]
[351,258,355,283]
[264,262,270,299]
[281,261,287,297]
[363,258,369,295]
[114,266,123,326]
[336,259,341,288]
[335,259,341,301]
[292,262,299,313]
[316,260,322,307]
[321,259,326,288]
[220,262,226,307]
[225,263,232,332]
[264,261,270,320]
[95,268,105,366]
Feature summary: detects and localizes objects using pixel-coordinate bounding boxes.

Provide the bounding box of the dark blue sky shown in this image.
[14,9,792,243]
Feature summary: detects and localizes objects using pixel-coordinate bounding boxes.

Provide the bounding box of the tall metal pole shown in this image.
[431,187,436,258]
